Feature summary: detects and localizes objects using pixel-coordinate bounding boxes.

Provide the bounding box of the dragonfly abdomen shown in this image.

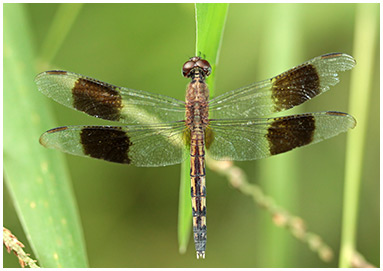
[190,130,207,259]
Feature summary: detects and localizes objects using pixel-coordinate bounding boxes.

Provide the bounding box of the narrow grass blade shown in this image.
[196,3,229,92]
[178,153,192,254]
[178,3,228,256]
[4,4,88,267]
[38,3,83,67]
[339,4,378,267]
[256,4,303,267]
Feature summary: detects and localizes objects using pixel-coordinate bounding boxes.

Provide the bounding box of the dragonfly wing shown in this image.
[209,53,355,119]
[39,121,189,167]
[206,111,356,161]
[35,71,186,124]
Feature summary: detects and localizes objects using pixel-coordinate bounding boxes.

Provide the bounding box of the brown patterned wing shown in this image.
[39,122,189,166]
[209,53,355,119]
[35,71,186,124]
[206,111,356,161]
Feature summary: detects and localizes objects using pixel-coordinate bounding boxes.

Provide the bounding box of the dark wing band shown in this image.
[206,111,356,161]
[35,71,186,124]
[40,122,189,167]
[209,53,355,119]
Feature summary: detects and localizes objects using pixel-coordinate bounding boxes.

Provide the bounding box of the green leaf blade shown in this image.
[4,4,88,267]
[196,3,229,92]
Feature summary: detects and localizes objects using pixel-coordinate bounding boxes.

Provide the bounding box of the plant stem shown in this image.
[339,3,378,268]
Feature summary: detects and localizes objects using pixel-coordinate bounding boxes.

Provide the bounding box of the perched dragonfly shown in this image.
[36,53,356,259]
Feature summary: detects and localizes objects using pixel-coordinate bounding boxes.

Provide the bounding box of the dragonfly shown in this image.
[35,52,356,259]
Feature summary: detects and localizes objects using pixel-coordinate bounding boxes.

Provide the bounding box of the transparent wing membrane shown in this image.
[40,122,188,167]
[209,53,355,119]
[35,71,186,124]
[207,111,356,161]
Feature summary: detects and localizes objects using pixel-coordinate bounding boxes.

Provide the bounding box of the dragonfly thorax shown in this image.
[185,69,210,130]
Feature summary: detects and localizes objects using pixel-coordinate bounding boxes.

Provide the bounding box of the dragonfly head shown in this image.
[182,56,211,78]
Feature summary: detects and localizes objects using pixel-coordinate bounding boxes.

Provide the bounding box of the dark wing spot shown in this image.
[73,78,122,121]
[267,115,315,155]
[272,64,320,112]
[321,52,343,59]
[46,70,68,75]
[80,127,132,164]
[45,126,68,133]
[325,111,348,116]
[39,126,69,146]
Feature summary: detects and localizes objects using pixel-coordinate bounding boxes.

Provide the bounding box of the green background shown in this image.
[4,3,379,267]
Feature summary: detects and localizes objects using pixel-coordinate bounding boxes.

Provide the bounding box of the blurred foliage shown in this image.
[4,4,87,267]
[4,3,379,267]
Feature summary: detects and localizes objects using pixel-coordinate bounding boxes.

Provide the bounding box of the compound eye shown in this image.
[196,59,212,76]
[182,60,196,77]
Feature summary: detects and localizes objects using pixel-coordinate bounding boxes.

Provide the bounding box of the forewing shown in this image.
[39,122,189,167]
[35,71,186,124]
[209,53,355,119]
[207,112,356,161]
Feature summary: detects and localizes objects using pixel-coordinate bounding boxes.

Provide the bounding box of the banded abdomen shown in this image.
[190,127,207,259]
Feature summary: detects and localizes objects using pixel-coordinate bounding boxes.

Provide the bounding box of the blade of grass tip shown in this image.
[178,3,228,256]
[4,4,88,267]
[339,4,378,268]
[195,3,229,92]
[37,3,83,68]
